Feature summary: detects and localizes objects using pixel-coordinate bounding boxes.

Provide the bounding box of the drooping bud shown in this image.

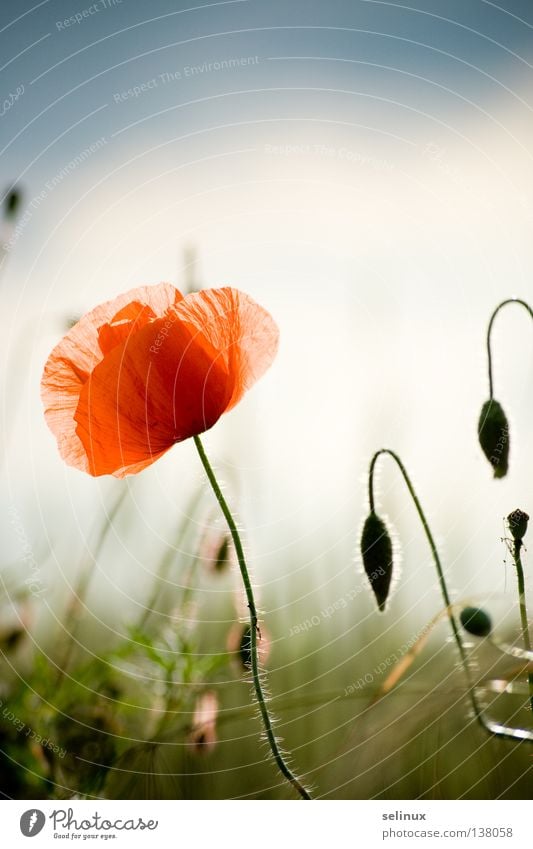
[0,627,25,652]
[198,525,233,574]
[360,511,393,612]
[507,509,529,543]
[460,606,492,638]
[478,399,509,478]
[213,537,230,571]
[4,187,22,219]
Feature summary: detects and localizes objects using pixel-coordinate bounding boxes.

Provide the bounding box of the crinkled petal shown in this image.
[41,284,182,472]
[74,314,233,477]
[43,285,279,477]
[171,287,279,412]
[97,301,157,356]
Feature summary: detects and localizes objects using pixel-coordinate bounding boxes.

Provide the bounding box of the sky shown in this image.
[1,0,533,640]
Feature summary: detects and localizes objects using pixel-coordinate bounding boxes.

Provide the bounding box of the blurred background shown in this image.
[1,0,533,799]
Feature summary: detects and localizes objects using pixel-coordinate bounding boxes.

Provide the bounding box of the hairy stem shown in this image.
[368,449,506,737]
[486,299,533,399]
[369,450,468,667]
[193,435,311,800]
[512,540,533,712]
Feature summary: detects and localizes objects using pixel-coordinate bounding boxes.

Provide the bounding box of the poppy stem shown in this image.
[193,435,312,800]
[510,539,533,712]
[368,449,492,734]
[369,450,463,652]
[486,299,533,399]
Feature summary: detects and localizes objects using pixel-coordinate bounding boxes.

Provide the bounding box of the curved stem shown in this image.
[193,435,311,800]
[369,450,466,665]
[511,540,533,712]
[368,449,523,741]
[486,299,533,399]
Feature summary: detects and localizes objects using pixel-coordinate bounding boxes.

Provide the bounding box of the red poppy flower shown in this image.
[41,284,279,478]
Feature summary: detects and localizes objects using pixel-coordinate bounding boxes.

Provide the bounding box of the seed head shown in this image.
[507,509,529,543]
[360,511,393,612]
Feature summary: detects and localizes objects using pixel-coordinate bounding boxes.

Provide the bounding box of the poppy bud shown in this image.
[360,511,393,612]
[4,187,21,219]
[0,627,25,652]
[228,622,270,670]
[239,625,255,669]
[459,606,492,638]
[187,691,219,756]
[198,524,234,574]
[477,399,509,478]
[507,509,529,543]
[213,537,230,571]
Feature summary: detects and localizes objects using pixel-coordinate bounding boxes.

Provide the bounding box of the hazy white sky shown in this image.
[1,0,533,637]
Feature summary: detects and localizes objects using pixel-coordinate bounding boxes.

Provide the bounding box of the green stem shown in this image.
[486,298,533,399]
[193,435,311,800]
[512,540,533,712]
[368,449,492,734]
[369,450,468,666]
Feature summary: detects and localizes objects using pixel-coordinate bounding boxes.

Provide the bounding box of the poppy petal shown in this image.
[43,285,278,477]
[73,313,233,477]
[41,283,183,473]
[97,301,157,356]
[170,287,279,412]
